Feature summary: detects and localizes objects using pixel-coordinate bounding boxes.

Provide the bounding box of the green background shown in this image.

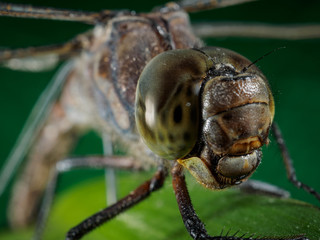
[0,0,320,238]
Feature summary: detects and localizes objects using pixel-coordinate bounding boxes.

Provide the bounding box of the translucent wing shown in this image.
[0,60,74,197]
[0,30,93,72]
[192,22,320,40]
[177,0,255,12]
[0,2,117,24]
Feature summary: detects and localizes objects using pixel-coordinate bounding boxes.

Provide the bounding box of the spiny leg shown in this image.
[238,179,290,198]
[65,165,167,240]
[171,162,209,239]
[171,162,308,240]
[34,155,142,240]
[272,122,320,202]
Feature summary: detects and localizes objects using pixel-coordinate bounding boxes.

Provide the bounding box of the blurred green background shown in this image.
[0,0,320,239]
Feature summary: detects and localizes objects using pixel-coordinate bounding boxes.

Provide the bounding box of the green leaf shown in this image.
[2,171,319,240]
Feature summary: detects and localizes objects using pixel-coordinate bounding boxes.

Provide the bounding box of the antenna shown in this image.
[241,46,286,73]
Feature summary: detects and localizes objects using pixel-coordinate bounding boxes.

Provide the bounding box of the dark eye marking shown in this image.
[173,104,183,124]
[174,85,183,97]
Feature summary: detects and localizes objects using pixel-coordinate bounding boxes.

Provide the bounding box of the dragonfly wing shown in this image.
[0,60,74,198]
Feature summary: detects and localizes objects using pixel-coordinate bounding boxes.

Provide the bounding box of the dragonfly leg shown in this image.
[171,162,308,240]
[238,179,290,198]
[61,164,167,240]
[34,155,145,240]
[272,122,320,203]
[171,162,210,239]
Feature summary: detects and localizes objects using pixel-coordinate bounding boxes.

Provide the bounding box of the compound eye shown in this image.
[135,49,211,159]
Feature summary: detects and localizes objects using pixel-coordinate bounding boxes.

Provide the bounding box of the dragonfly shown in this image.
[0,0,320,239]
